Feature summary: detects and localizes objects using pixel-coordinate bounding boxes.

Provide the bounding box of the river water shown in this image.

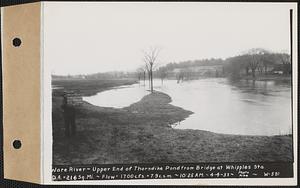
[83,78,292,136]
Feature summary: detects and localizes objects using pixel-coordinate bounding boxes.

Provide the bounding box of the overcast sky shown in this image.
[44,2,294,75]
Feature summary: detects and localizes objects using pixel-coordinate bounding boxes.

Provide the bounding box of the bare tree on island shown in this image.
[143,47,161,93]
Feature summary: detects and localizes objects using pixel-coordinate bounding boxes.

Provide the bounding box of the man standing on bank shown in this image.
[61,94,76,137]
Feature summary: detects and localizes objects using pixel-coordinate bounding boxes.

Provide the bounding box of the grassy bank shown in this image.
[52,79,293,165]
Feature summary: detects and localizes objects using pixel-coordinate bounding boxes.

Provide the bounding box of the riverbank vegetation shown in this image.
[224,48,291,81]
[52,79,293,165]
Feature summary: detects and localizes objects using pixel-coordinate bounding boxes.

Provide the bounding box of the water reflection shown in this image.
[83,78,292,136]
[83,84,149,108]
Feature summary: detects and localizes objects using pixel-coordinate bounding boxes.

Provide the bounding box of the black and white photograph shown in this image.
[46,2,297,184]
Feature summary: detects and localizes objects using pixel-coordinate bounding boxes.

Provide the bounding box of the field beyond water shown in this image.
[52,79,293,165]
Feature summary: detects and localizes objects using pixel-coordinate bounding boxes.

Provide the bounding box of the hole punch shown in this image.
[12,37,22,47]
[13,140,22,149]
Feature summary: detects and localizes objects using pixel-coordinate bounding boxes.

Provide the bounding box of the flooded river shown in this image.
[83,78,292,136]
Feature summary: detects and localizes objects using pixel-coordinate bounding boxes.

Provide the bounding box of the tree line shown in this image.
[224,48,291,79]
[53,48,291,88]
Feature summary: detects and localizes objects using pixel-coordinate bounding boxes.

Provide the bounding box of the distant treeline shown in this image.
[52,48,291,81]
[153,48,291,82]
[223,49,291,79]
[161,58,224,70]
[52,71,137,80]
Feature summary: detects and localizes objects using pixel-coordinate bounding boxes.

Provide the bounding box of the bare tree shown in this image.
[261,54,274,75]
[136,70,141,82]
[248,55,261,78]
[245,64,250,75]
[176,70,184,83]
[257,62,264,75]
[279,53,291,65]
[142,47,161,92]
[279,53,291,74]
[137,66,146,85]
[246,48,269,78]
[157,67,167,84]
[143,68,146,85]
[145,63,151,89]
